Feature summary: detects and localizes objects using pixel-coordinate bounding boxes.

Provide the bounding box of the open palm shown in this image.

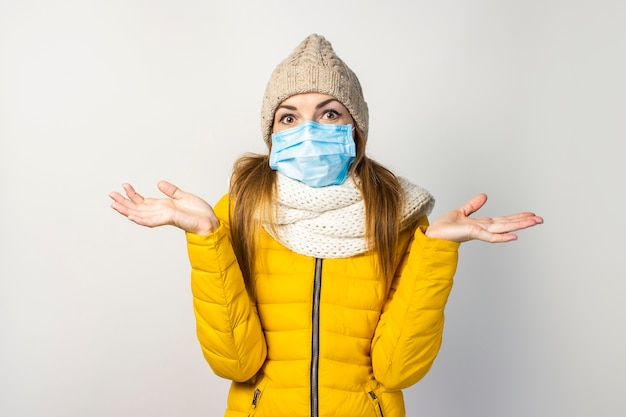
[426,194,543,243]
[109,181,219,235]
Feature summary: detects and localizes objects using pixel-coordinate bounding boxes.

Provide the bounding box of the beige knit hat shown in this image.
[260,34,369,147]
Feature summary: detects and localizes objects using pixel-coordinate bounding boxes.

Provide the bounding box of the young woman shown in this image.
[109,34,543,417]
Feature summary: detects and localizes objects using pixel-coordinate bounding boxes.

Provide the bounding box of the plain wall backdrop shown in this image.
[1,1,624,416]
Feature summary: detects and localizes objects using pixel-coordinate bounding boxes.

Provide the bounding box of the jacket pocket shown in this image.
[366,389,385,417]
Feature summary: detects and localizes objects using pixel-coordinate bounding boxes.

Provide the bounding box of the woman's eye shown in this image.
[280,115,295,124]
[322,110,339,120]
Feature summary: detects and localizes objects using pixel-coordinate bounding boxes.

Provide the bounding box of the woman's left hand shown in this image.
[425,194,543,243]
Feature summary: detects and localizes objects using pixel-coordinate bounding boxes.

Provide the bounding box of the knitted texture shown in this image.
[260,34,369,147]
[264,173,435,259]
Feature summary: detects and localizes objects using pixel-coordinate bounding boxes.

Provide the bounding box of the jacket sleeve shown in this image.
[186,194,267,382]
[371,215,459,390]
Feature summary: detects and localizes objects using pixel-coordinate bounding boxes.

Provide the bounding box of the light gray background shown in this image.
[1,1,624,416]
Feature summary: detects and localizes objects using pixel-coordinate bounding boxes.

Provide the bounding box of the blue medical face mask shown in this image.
[269,120,356,188]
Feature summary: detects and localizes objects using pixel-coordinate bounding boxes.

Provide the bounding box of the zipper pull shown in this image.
[368,391,385,417]
[251,388,261,408]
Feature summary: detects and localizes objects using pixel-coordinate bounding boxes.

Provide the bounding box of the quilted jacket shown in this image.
[186,194,459,417]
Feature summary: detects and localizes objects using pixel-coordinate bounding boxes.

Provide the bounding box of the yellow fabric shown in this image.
[186,194,459,417]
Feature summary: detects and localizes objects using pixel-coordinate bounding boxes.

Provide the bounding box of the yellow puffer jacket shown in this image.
[186,194,459,417]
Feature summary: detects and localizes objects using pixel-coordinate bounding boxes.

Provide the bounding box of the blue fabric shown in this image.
[269,121,356,188]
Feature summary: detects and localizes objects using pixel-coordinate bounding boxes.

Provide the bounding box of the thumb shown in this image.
[461,193,488,217]
[157,180,183,200]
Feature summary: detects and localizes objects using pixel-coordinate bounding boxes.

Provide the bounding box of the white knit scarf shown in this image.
[262,173,435,258]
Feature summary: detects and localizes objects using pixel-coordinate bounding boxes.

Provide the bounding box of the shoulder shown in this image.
[214,194,230,224]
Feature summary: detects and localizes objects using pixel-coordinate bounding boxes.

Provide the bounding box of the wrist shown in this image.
[189,216,220,235]
[196,221,219,236]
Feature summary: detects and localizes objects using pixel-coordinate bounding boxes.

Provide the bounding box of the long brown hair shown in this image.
[229,129,405,291]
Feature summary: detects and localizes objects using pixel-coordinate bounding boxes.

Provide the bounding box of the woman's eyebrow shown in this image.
[315,98,339,109]
[276,104,297,111]
[276,98,338,112]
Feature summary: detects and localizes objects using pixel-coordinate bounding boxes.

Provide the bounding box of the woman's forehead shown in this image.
[279,92,339,106]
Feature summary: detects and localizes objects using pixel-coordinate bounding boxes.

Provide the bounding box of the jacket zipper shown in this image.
[368,391,385,417]
[310,258,323,417]
[247,388,261,417]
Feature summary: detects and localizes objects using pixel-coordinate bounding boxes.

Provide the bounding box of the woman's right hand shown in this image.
[109,181,219,235]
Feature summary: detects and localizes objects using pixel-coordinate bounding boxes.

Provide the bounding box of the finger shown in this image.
[460,193,488,217]
[505,216,544,232]
[489,212,542,223]
[472,227,519,243]
[126,213,159,227]
[109,191,138,213]
[109,188,148,217]
[123,183,144,204]
[480,216,543,236]
[109,194,143,218]
[110,199,131,217]
[108,191,128,204]
[488,232,518,243]
[157,180,183,200]
[491,214,544,228]
[114,203,163,227]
